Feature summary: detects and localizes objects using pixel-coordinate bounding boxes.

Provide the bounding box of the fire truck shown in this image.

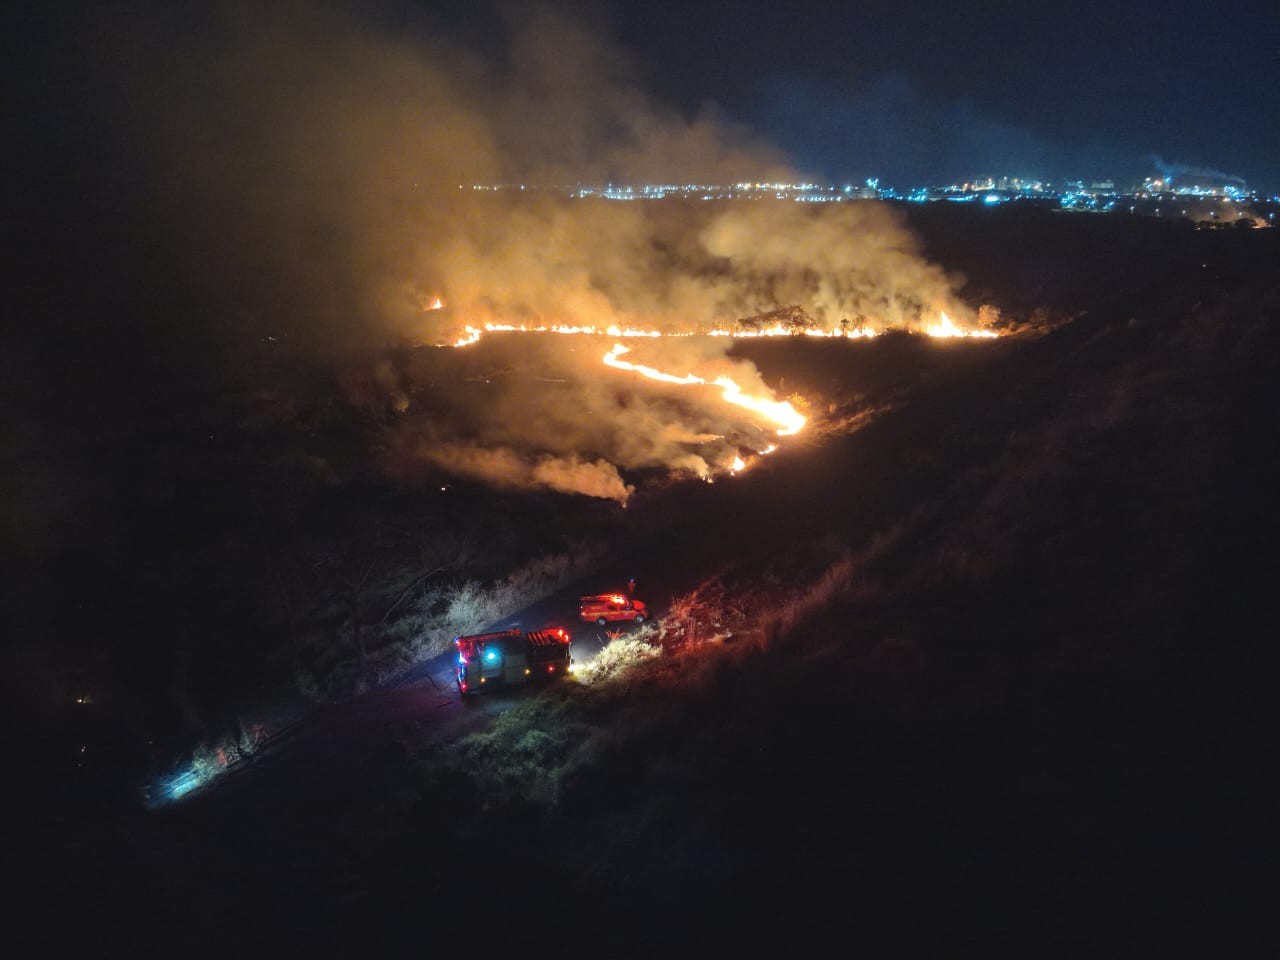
[579,594,648,625]
[454,628,573,694]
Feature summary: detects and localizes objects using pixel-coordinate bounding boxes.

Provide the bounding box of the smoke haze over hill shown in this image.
[40,1,971,499]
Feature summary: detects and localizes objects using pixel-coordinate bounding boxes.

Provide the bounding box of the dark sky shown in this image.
[609,0,1279,190]
[397,0,1277,191]
[9,0,1279,196]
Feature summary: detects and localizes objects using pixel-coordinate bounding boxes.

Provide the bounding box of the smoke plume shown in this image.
[416,445,633,504]
[424,195,963,337]
[91,1,971,500]
[1149,155,1248,187]
[381,334,790,502]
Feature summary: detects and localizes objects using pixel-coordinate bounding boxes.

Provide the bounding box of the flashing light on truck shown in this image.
[579,594,648,626]
[455,627,573,694]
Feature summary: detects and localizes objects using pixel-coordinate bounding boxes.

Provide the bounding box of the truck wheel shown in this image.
[633,614,645,624]
[596,616,607,626]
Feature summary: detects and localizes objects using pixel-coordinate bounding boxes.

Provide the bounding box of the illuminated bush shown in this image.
[578,633,661,685]
[302,541,605,695]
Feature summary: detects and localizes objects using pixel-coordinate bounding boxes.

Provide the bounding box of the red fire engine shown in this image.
[454,628,573,694]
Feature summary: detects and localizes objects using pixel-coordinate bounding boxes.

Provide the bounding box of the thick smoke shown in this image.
[381,335,788,503]
[415,445,633,504]
[426,196,964,335]
[98,2,970,501]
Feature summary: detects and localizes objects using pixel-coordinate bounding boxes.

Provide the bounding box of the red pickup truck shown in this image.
[579,594,648,626]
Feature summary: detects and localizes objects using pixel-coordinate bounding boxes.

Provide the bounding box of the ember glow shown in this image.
[431,309,995,497]
[448,312,995,348]
[707,324,878,338]
[926,311,999,338]
[603,343,807,437]
[455,322,665,341]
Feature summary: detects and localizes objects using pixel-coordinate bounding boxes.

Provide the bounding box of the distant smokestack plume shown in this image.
[1150,155,1248,186]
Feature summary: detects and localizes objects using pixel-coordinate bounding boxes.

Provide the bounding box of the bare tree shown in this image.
[736,304,817,333]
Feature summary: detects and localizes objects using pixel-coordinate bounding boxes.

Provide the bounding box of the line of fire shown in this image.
[432,304,997,474]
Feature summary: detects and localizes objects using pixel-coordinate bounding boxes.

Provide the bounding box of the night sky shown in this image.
[619,0,1279,189]
[413,0,1280,190]
[12,0,1279,194]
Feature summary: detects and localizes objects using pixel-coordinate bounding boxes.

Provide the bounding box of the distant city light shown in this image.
[457,175,1272,226]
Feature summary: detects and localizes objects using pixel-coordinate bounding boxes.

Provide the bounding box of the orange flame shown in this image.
[926,310,998,338]
[603,344,806,436]
[708,324,878,339]
[445,313,996,348]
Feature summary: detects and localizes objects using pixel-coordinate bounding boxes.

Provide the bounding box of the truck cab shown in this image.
[578,594,648,626]
[455,628,572,694]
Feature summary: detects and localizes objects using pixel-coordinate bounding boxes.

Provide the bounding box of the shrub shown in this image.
[578,633,661,685]
[296,540,607,696]
[443,697,588,806]
[658,577,749,647]
[759,556,855,647]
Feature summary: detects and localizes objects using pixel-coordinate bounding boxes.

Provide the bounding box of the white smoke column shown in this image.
[425,196,972,343]
[418,444,634,504]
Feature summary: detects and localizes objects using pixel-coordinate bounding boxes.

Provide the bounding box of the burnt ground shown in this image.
[8,208,1280,953]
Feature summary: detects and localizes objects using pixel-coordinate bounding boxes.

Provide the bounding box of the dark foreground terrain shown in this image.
[9,208,1280,952]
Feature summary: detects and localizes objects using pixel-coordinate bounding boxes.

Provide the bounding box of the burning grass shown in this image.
[410,276,1280,841]
[20,195,1280,952]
